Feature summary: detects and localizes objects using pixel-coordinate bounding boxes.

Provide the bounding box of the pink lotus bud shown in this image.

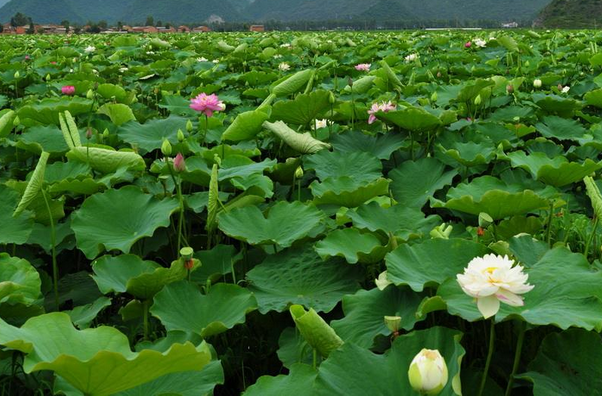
[465,41,472,48]
[86,128,93,139]
[61,86,76,96]
[506,85,514,94]
[25,55,30,60]
[174,153,186,172]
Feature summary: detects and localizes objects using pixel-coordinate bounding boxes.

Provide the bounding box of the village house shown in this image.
[249,25,265,32]
[192,25,211,32]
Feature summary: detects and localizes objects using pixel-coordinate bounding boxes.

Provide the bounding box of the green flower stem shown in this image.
[142,300,150,340]
[165,158,186,254]
[479,319,496,396]
[41,189,59,311]
[584,217,599,260]
[505,322,526,396]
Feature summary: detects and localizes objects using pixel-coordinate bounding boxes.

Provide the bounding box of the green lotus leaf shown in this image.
[304,150,382,183]
[0,109,15,138]
[0,254,41,306]
[13,152,49,217]
[66,147,146,174]
[217,201,324,247]
[246,245,362,314]
[290,305,343,358]
[0,312,211,396]
[347,201,441,239]
[276,328,314,370]
[272,69,314,97]
[330,130,405,160]
[16,125,70,155]
[218,156,277,181]
[270,90,331,126]
[191,245,239,285]
[386,238,489,292]
[0,186,34,245]
[532,93,583,117]
[497,35,519,52]
[17,97,93,125]
[119,116,188,154]
[97,83,127,102]
[343,75,376,94]
[502,151,601,187]
[263,121,331,154]
[389,157,458,209]
[331,285,427,349]
[64,296,112,329]
[535,115,586,141]
[97,103,136,126]
[311,177,390,208]
[517,329,602,395]
[244,363,318,396]
[221,109,270,142]
[314,228,387,264]
[377,107,442,132]
[436,132,496,167]
[150,281,257,338]
[456,79,495,102]
[431,176,555,220]
[158,94,198,117]
[91,254,161,295]
[438,247,602,330]
[72,186,179,259]
[378,59,403,88]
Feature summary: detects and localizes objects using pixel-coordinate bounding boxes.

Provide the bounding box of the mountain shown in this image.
[0,0,553,25]
[536,0,602,28]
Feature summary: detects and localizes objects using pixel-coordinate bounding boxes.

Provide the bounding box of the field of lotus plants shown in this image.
[1,28,602,395]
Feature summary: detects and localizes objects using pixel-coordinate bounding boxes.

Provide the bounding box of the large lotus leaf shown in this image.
[158,95,198,117]
[304,150,382,183]
[263,121,331,154]
[218,156,277,181]
[386,238,489,292]
[377,107,442,132]
[533,93,583,117]
[0,186,34,245]
[217,201,324,247]
[13,152,49,217]
[17,125,70,154]
[64,296,112,329]
[535,116,586,141]
[311,177,390,208]
[314,228,387,264]
[119,116,188,154]
[72,186,180,259]
[436,134,496,167]
[17,97,93,125]
[118,360,224,396]
[344,75,376,94]
[503,151,601,187]
[0,313,211,396]
[331,286,427,349]
[389,158,458,209]
[97,83,127,102]
[0,254,41,306]
[272,69,314,97]
[0,109,15,138]
[244,363,318,396]
[584,88,602,109]
[329,130,405,160]
[191,245,239,285]
[246,246,362,314]
[431,176,554,220]
[97,103,136,126]
[276,327,314,369]
[517,329,602,395]
[221,109,270,142]
[151,281,257,338]
[456,79,495,102]
[91,255,161,295]
[290,305,343,358]
[347,201,441,239]
[271,90,331,126]
[437,247,602,330]
[66,147,146,174]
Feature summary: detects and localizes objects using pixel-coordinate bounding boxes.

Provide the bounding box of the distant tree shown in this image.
[86,23,101,33]
[11,12,29,27]
[117,21,124,31]
[0,25,3,33]
[26,20,35,34]
[145,15,154,26]
[156,20,162,27]
[98,20,108,29]
[61,20,70,33]
[165,22,171,29]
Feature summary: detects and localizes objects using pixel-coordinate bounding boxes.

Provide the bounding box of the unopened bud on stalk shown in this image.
[474,94,482,105]
[384,315,401,333]
[186,119,193,132]
[86,89,94,99]
[533,79,542,88]
[408,349,448,396]
[173,153,186,172]
[161,139,172,156]
[177,129,185,142]
[295,166,304,179]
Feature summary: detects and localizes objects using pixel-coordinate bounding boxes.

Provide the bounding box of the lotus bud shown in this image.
[533,79,542,88]
[177,129,185,142]
[186,119,193,132]
[430,223,453,239]
[506,84,514,94]
[348,77,353,87]
[329,91,336,104]
[478,212,493,228]
[45,74,51,81]
[408,349,448,396]
[180,247,194,261]
[86,128,93,140]
[13,71,20,79]
[557,83,563,91]
[173,153,186,172]
[436,71,442,78]
[13,116,20,126]
[430,91,438,103]
[384,315,401,333]
[102,128,109,139]
[474,94,482,105]
[161,139,172,156]
[86,89,94,99]
[295,166,304,179]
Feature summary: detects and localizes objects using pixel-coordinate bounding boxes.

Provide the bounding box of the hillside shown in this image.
[537,0,602,28]
[0,0,553,25]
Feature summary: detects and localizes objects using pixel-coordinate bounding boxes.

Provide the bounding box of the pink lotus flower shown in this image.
[189,93,225,117]
[355,63,371,71]
[464,41,472,48]
[174,153,186,172]
[368,101,396,124]
[51,61,57,65]
[24,55,30,60]
[61,86,76,96]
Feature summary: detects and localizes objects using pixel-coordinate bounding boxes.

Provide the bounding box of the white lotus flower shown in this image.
[457,254,534,319]
[562,86,570,93]
[119,67,129,73]
[212,59,220,64]
[474,38,487,48]
[278,62,290,71]
[315,119,328,129]
[84,45,96,54]
[408,349,448,396]
[280,43,291,48]
[533,79,542,88]
[405,53,418,62]
[197,57,208,62]
[273,54,283,59]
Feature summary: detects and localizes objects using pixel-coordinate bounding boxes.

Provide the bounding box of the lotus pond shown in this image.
[1,29,602,396]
